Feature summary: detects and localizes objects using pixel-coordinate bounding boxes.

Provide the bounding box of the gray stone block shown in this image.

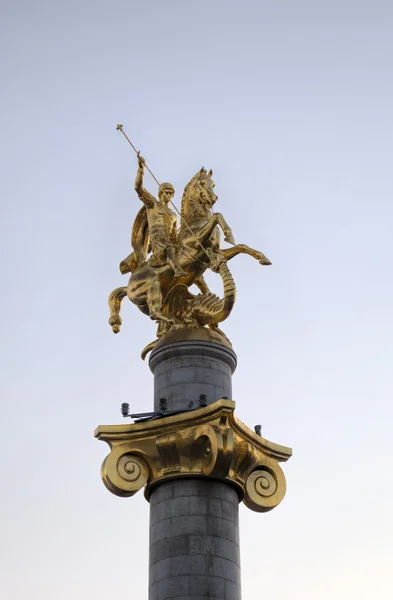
[209,556,240,583]
[225,579,242,600]
[169,479,206,497]
[150,518,171,544]
[157,496,189,520]
[150,558,171,585]
[207,497,223,518]
[157,575,189,599]
[170,554,206,576]
[150,483,174,506]
[170,479,239,502]
[189,536,240,564]
[189,575,225,596]
[150,536,189,564]
[222,499,239,523]
[149,581,158,600]
[203,481,239,502]
[206,516,239,544]
[171,515,207,537]
[150,504,160,526]
[189,495,208,516]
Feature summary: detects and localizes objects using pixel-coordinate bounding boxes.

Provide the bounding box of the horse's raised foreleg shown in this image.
[194,213,235,249]
[108,286,128,333]
[215,212,236,245]
[190,216,220,249]
[221,244,272,265]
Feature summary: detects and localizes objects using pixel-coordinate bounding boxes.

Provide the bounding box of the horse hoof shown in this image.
[109,316,122,333]
[224,235,236,245]
[259,257,272,266]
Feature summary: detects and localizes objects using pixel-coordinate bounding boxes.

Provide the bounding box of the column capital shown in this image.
[95,400,292,512]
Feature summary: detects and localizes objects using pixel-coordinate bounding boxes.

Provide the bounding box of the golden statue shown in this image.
[128,154,187,277]
[108,150,271,357]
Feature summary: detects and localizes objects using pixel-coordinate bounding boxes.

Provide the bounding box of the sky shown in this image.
[1,1,393,598]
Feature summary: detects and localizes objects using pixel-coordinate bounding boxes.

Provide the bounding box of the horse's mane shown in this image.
[180,168,208,221]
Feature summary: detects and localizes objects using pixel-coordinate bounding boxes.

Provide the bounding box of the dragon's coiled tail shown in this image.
[192,260,236,325]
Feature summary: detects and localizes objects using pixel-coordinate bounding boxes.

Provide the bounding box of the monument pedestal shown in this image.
[149,328,237,412]
[95,330,291,600]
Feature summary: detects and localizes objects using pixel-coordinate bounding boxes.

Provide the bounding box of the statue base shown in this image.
[149,328,237,413]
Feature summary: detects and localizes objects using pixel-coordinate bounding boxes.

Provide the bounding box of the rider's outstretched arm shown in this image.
[134,155,154,208]
[134,155,144,196]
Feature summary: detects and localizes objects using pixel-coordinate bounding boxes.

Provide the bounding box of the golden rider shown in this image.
[135,155,187,278]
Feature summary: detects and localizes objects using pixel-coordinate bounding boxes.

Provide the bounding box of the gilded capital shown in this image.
[95,400,292,513]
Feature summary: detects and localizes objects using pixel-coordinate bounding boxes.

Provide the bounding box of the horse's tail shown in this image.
[108,286,128,333]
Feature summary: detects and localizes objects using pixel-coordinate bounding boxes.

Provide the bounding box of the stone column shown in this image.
[149,479,241,600]
[95,329,292,600]
[148,331,240,599]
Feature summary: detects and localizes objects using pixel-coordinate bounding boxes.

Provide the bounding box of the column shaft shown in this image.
[149,479,241,600]
[149,335,237,412]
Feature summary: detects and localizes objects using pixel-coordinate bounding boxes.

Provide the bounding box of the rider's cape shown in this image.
[119,206,151,274]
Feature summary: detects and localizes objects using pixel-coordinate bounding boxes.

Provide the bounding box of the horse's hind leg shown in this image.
[147,277,184,329]
[195,275,211,295]
[221,244,272,265]
[108,286,128,333]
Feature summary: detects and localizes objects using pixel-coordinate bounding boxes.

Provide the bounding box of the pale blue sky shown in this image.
[1,1,392,598]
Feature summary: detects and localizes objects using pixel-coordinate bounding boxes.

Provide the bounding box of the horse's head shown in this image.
[181,167,218,219]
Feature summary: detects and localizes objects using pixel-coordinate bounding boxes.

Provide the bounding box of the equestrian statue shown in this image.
[108,130,271,358]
